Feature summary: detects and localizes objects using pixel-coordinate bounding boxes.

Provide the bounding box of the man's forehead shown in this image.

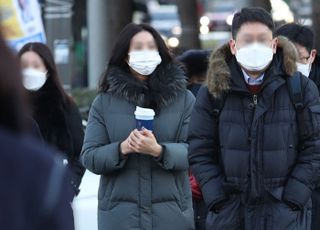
[295,43,310,57]
[236,22,273,37]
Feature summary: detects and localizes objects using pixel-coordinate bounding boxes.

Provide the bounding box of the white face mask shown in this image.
[22,68,47,91]
[128,50,162,76]
[235,42,274,72]
[296,62,311,77]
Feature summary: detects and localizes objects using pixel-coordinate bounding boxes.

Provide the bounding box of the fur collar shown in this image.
[106,63,187,111]
[207,36,299,98]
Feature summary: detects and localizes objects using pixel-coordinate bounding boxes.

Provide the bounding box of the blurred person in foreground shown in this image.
[0,33,74,230]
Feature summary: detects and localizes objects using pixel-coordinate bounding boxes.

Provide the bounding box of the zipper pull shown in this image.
[253,94,258,105]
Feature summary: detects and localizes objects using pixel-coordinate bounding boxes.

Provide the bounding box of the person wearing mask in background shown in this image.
[18,42,85,198]
[275,23,319,87]
[81,23,195,230]
[188,7,320,230]
[275,22,320,230]
[177,49,210,96]
[0,32,74,230]
[177,49,210,230]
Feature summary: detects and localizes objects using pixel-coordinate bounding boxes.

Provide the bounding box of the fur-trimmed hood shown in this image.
[207,36,299,98]
[105,63,187,111]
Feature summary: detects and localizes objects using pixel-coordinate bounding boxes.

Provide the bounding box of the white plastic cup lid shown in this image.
[134,106,155,120]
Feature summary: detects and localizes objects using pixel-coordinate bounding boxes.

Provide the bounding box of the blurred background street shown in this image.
[1,1,319,229]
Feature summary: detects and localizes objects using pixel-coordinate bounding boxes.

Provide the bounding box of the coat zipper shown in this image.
[253,94,258,106]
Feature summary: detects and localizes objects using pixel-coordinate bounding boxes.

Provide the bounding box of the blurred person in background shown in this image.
[0,32,74,230]
[18,42,85,198]
[275,23,320,90]
[275,22,320,230]
[177,49,210,230]
[177,49,210,97]
[81,23,195,230]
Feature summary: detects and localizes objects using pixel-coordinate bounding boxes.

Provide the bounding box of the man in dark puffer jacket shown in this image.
[188,7,320,230]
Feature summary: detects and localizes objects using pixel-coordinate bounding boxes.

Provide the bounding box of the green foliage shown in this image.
[71,88,97,120]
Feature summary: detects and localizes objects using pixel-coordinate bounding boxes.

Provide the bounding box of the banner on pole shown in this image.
[0,0,46,50]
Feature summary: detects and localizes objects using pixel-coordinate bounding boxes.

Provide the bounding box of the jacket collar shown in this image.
[106,62,187,111]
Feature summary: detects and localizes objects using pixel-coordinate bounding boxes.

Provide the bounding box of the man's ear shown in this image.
[272,37,278,54]
[229,39,237,55]
[310,49,317,64]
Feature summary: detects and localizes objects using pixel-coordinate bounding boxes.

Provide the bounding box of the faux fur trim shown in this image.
[106,63,187,110]
[207,36,299,98]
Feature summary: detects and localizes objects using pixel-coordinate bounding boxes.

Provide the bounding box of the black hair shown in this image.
[99,23,173,92]
[275,23,314,53]
[177,49,210,79]
[231,7,275,39]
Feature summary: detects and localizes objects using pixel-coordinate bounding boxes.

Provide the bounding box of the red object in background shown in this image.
[189,173,203,200]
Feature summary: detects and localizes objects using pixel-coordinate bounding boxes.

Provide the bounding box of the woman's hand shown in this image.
[120,138,132,156]
[128,129,162,157]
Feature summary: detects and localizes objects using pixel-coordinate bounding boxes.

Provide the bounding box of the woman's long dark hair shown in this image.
[0,34,27,133]
[99,23,173,92]
[18,42,71,106]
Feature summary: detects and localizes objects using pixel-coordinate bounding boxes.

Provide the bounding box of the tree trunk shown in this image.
[176,0,201,50]
[251,0,272,12]
[312,0,320,51]
[106,0,133,57]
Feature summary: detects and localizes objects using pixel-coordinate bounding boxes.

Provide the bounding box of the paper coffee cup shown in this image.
[134,106,155,131]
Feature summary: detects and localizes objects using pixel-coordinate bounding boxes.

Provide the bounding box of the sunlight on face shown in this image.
[129,31,158,52]
[229,22,277,55]
[20,51,47,72]
[295,43,317,65]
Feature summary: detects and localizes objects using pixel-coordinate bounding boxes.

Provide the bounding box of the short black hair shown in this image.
[275,23,314,53]
[231,7,275,39]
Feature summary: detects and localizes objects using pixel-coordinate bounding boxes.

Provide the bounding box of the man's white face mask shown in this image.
[235,42,274,72]
[128,50,162,76]
[296,62,311,77]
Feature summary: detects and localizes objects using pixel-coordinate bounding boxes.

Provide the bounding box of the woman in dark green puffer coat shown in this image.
[81,23,195,230]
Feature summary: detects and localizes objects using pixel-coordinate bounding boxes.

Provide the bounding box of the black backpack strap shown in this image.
[286,71,305,138]
[287,72,304,111]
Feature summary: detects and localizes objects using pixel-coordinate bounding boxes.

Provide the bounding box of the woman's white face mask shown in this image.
[235,42,274,72]
[22,68,47,91]
[128,50,162,76]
